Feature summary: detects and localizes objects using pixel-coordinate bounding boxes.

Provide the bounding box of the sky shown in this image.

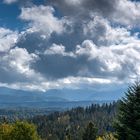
[0,0,140,99]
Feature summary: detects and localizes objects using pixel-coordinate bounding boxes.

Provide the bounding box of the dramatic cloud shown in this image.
[48,0,140,26]
[0,0,140,92]
[47,0,117,18]
[34,34,140,82]
[75,39,140,81]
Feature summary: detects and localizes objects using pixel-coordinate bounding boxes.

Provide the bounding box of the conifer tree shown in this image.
[115,82,140,140]
[82,122,97,140]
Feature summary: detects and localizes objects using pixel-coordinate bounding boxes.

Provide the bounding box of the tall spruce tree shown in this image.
[115,82,140,140]
[82,122,97,140]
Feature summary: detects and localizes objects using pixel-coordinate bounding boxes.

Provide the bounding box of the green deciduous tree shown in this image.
[82,122,97,140]
[0,123,13,140]
[0,121,40,140]
[11,121,40,140]
[115,82,140,140]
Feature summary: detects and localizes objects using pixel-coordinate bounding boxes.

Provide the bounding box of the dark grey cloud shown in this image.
[49,25,84,51]
[30,49,137,81]
[13,1,140,83]
[83,0,117,16]
[30,41,136,81]
[47,0,118,19]
[16,32,49,53]
[31,53,88,80]
[47,0,140,27]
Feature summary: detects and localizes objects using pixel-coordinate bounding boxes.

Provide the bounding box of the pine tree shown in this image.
[82,122,97,140]
[115,82,140,140]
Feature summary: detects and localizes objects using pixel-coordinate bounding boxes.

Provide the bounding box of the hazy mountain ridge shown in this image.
[0,87,125,108]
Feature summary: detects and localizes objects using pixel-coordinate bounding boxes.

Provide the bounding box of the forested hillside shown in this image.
[31,102,118,140]
[0,102,118,140]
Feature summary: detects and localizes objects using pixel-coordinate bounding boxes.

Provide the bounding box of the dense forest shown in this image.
[31,102,118,140]
[0,102,118,140]
[0,108,61,122]
[0,82,140,140]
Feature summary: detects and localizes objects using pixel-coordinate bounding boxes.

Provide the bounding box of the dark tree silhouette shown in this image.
[82,122,97,140]
[115,82,140,140]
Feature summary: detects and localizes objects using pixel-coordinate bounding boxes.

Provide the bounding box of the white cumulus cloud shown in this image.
[20,5,70,38]
[0,28,18,52]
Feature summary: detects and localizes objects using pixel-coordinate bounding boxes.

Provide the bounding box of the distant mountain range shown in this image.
[0,86,126,108]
